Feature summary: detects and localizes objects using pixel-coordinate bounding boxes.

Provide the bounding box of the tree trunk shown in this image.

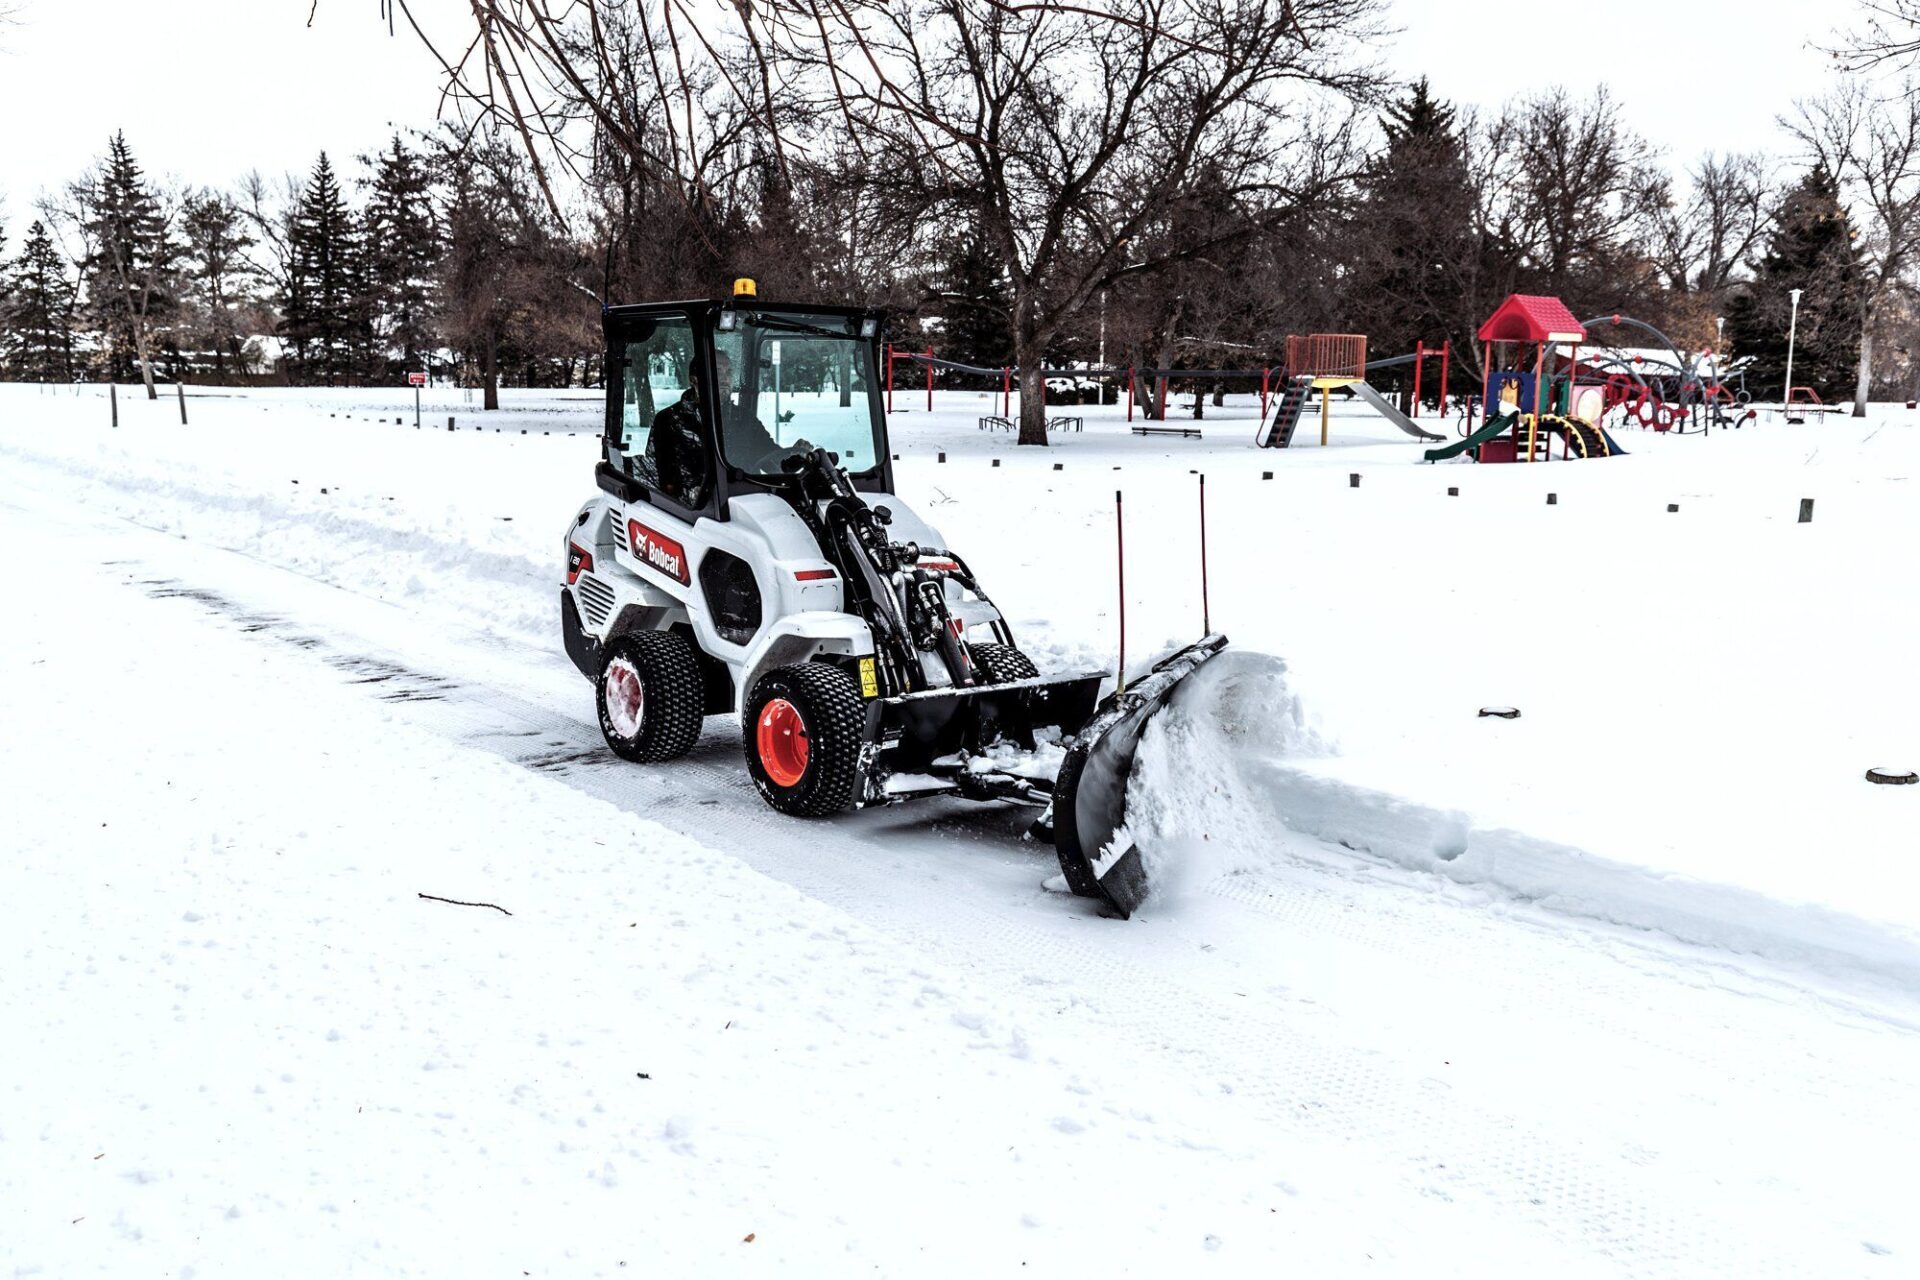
[1853,321,1872,417]
[1016,358,1048,445]
[134,327,158,400]
[1136,302,1184,421]
[484,329,501,411]
[1011,295,1049,445]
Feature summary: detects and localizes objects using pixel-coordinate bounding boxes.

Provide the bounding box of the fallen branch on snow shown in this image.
[418,892,512,917]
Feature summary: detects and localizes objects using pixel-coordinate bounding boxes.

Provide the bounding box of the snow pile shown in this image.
[1126,649,1327,903]
[1126,650,1920,989]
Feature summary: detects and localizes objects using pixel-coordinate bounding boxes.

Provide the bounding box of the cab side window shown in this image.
[609,317,708,507]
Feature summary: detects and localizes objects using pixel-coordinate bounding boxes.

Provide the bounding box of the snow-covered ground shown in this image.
[4,381,1919,1276]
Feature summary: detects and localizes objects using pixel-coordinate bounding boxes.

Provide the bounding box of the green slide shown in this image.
[1424,410,1517,463]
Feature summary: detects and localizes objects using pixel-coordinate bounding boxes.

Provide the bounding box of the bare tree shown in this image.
[1836,1,1920,68]
[813,0,1376,442]
[1478,89,1655,300]
[435,128,593,407]
[1789,81,1920,414]
[350,0,1381,443]
[1639,153,1771,298]
[239,170,302,304]
[338,0,788,222]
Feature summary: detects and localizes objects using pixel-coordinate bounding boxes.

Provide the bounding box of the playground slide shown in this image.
[1352,381,1446,442]
[1423,411,1516,462]
[1598,427,1628,457]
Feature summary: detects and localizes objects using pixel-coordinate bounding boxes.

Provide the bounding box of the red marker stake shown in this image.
[1199,473,1210,636]
[1116,490,1127,694]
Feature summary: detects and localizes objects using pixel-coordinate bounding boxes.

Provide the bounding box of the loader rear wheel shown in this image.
[745,663,865,817]
[972,642,1039,684]
[597,631,704,763]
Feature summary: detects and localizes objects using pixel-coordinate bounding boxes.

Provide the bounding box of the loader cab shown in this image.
[599,287,893,521]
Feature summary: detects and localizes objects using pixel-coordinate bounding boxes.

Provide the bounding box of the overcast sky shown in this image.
[0,0,1850,225]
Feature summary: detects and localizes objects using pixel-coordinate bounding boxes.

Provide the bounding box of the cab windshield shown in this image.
[714,312,883,478]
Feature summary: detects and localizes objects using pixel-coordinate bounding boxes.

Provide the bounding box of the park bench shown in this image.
[1132,424,1202,439]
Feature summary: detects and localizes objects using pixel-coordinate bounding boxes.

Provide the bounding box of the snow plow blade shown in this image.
[1048,634,1228,918]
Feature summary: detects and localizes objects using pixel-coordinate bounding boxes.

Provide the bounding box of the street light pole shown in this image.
[1784,288,1804,410]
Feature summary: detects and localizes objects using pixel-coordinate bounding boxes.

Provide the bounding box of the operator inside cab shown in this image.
[712,349,813,473]
[642,348,813,506]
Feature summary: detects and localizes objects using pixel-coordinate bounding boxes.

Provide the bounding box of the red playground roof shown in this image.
[1477,294,1588,345]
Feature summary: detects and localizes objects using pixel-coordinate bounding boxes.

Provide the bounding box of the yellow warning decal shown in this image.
[858,656,879,699]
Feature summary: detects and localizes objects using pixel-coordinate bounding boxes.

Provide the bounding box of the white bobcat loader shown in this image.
[560,281,1225,916]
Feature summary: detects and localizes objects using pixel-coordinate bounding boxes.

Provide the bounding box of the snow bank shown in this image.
[1128,648,1920,989]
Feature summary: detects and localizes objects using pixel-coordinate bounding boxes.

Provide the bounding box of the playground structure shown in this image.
[1565,313,1755,435]
[1255,334,1446,448]
[1425,294,1629,464]
[872,296,1781,450]
[1784,386,1839,424]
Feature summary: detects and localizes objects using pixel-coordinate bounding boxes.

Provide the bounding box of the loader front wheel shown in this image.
[597,631,705,763]
[972,642,1039,684]
[745,664,865,817]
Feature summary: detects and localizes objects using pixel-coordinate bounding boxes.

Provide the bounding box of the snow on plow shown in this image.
[1044,634,1230,918]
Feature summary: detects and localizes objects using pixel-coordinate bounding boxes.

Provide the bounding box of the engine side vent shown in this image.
[698,549,762,646]
[576,574,616,629]
[610,517,628,552]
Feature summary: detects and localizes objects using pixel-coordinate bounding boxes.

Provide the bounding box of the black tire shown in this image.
[596,631,705,763]
[744,663,866,817]
[972,641,1039,684]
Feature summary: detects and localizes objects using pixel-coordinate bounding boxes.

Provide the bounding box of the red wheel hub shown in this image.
[604,658,645,738]
[757,698,810,788]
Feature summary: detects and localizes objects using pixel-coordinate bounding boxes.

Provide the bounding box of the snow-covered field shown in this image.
[5,380,1919,1276]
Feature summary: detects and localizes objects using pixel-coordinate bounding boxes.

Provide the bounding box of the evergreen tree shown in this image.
[78,132,179,394]
[361,136,439,376]
[179,190,256,378]
[1346,79,1481,404]
[4,221,79,382]
[282,152,361,385]
[1724,164,1862,400]
[0,218,10,343]
[1381,75,1457,150]
[933,233,1013,382]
